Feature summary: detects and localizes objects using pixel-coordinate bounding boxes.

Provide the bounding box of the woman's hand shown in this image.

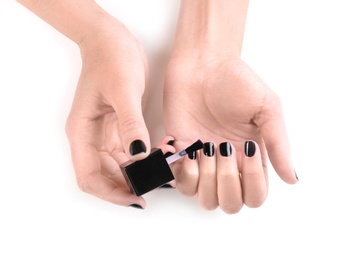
[65,20,154,208]
[164,56,298,213]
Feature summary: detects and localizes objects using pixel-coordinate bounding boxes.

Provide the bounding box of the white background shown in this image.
[1,0,347,259]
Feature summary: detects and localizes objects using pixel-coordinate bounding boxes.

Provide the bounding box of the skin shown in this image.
[164,0,298,213]
[17,0,155,208]
[17,0,297,212]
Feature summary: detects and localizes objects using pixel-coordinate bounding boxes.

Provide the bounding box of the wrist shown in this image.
[78,17,143,64]
[172,0,249,59]
[17,0,119,46]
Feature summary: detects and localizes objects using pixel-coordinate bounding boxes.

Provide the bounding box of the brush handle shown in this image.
[166,150,187,164]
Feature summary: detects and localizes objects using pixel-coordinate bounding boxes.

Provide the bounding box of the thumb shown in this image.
[255,93,298,184]
[109,84,151,161]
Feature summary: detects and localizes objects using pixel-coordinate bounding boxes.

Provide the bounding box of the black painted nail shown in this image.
[164,152,174,158]
[188,150,197,160]
[160,184,174,189]
[245,141,256,157]
[295,169,299,181]
[128,204,144,210]
[203,142,215,157]
[129,140,146,155]
[167,139,175,146]
[219,142,232,157]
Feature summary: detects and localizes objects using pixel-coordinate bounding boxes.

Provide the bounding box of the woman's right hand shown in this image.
[65,18,153,208]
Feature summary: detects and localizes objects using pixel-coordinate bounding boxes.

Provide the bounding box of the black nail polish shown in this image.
[128,204,144,210]
[164,152,174,158]
[203,142,214,157]
[295,169,299,181]
[160,184,174,189]
[219,142,232,157]
[167,139,175,146]
[245,141,256,157]
[188,150,196,160]
[130,140,146,155]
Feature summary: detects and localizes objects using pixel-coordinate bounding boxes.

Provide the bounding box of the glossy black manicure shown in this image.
[160,184,175,189]
[188,150,196,160]
[164,152,174,158]
[164,140,175,158]
[128,204,144,210]
[219,142,232,157]
[245,141,256,157]
[129,140,146,155]
[167,139,175,146]
[203,142,215,157]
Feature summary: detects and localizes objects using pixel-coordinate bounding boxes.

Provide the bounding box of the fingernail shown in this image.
[295,169,299,181]
[130,140,146,155]
[167,139,175,146]
[160,184,175,189]
[219,142,232,157]
[164,152,174,158]
[245,141,256,157]
[128,204,144,210]
[203,142,214,157]
[188,150,196,160]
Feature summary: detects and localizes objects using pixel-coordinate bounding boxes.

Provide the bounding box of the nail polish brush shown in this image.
[165,139,203,164]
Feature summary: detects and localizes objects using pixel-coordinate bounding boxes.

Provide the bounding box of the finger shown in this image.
[197,142,218,210]
[254,92,298,184]
[158,136,176,147]
[217,142,243,214]
[176,149,199,196]
[241,141,267,208]
[107,80,151,162]
[69,141,145,208]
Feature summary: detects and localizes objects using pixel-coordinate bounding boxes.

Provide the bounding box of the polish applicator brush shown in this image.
[166,139,203,164]
[121,140,204,196]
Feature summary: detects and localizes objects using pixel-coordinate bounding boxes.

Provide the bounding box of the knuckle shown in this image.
[119,115,144,135]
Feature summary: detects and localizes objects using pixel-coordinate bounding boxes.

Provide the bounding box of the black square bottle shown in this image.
[121,140,203,196]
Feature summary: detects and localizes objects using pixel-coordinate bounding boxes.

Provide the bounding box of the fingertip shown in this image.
[257,110,297,184]
[128,197,146,210]
[124,190,147,207]
[219,142,232,157]
[175,151,199,197]
[280,168,299,184]
[129,139,147,155]
[128,204,144,210]
[268,146,298,184]
[217,141,238,174]
[295,170,299,181]
[244,140,257,157]
[241,140,268,207]
[128,139,150,160]
[156,136,176,155]
[117,114,151,160]
[159,179,176,189]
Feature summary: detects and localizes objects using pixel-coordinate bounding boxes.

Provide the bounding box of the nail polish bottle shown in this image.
[121,140,203,196]
[121,148,174,196]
